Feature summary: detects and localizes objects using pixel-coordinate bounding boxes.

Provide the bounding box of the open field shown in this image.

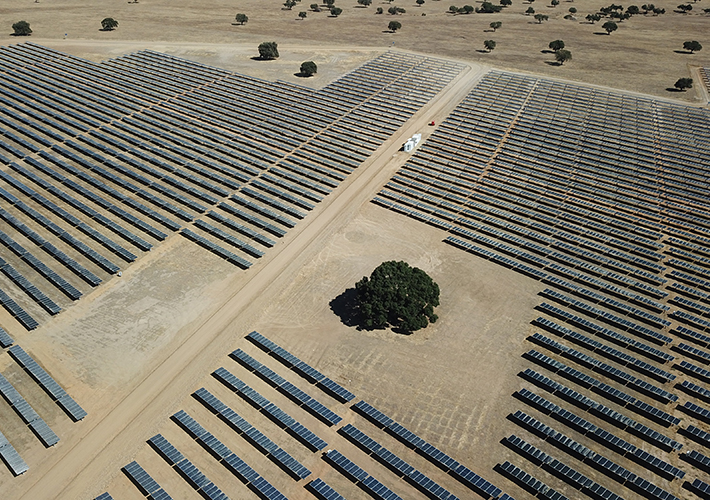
[1,0,709,100]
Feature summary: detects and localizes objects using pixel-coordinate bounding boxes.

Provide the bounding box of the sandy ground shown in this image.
[0,0,708,101]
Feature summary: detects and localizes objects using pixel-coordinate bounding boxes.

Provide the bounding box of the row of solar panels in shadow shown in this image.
[0,288,38,330]
[230,349,342,426]
[213,366,327,451]
[0,373,59,447]
[519,369,681,452]
[149,412,288,500]
[527,333,677,404]
[0,326,13,348]
[509,410,684,481]
[0,430,28,476]
[515,388,677,461]
[0,168,152,254]
[193,388,311,480]
[535,303,674,362]
[502,434,677,500]
[532,316,675,383]
[339,423,461,500]
[0,251,61,315]
[180,229,251,269]
[525,347,679,427]
[496,461,568,500]
[246,331,355,403]
[8,345,86,421]
[352,400,509,498]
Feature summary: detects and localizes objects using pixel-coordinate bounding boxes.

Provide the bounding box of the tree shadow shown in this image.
[476,49,490,53]
[545,60,562,65]
[250,56,276,61]
[329,287,363,328]
[593,31,609,35]
[673,49,693,54]
[294,72,314,77]
[541,49,554,53]
[666,87,683,92]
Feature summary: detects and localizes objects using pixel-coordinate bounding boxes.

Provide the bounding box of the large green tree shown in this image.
[602,20,618,34]
[101,18,118,30]
[388,20,402,31]
[355,261,440,332]
[300,60,317,76]
[236,13,249,24]
[674,77,693,91]
[683,40,702,53]
[555,49,572,64]
[258,42,279,60]
[12,21,32,36]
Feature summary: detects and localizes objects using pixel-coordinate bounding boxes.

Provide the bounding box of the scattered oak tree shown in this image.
[555,49,572,64]
[310,3,321,11]
[586,13,601,22]
[12,21,32,36]
[299,10,308,18]
[549,39,565,51]
[602,20,618,33]
[284,0,297,9]
[484,39,497,51]
[490,21,502,30]
[417,0,426,6]
[300,60,317,76]
[674,77,693,91]
[355,261,440,332]
[330,6,343,15]
[500,0,513,6]
[477,2,502,12]
[235,13,249,24]
[460,5,475,13]
[389,20,402,30]
[376,6,384,13]
[534,13,549,22]
[683,40,702,53]
[358,0,373,6]
[258,42,279,60]
[101,18,118,30]
[677,3,692,12]
[526,7,536,14]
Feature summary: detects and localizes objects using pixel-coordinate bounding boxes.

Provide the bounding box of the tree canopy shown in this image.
[258,42,279,60]
[12,21,32,36]
[330,6,343,15]
[101,18,118,30]
[388,20,402,31]
[477,1,503,12]
[484,39,497,51]
[549,39,565,51]
[490,21,502,31]
[534,13,549,22]
[683,40,702,53]
[355,261,440,332]
[235,13,249,24]
[300,60,317,76]
[602,20,618,33]
[674,77,693,91]
[555,49,572,64]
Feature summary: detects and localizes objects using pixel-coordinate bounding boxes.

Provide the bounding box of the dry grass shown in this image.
[2,0,709,100]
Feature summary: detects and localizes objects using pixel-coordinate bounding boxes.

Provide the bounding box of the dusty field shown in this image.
[0,0,709,100]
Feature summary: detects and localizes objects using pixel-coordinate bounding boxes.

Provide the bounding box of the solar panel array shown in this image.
[99,331,513,499]
[0,431,28,476]
[372,69,710,499]
[0,42,464,331]
[8,345,86,421]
